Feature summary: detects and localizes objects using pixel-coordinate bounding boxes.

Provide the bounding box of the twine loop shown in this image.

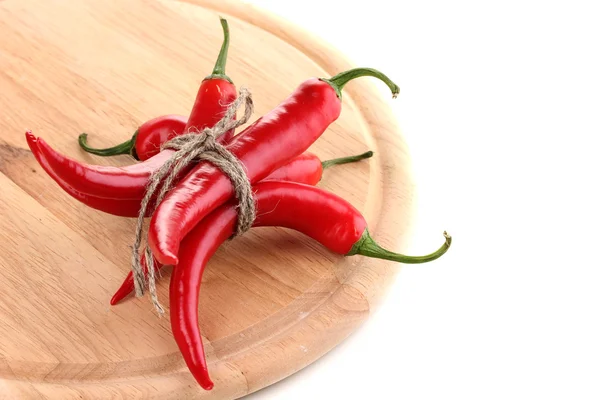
[131,88,255,313]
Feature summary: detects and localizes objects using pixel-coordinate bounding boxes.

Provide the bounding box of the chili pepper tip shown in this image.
[110,279,133,305]
[25,131,39,149]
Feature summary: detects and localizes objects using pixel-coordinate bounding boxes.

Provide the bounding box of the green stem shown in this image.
[321,150,374,169]
[321,68,400,99]
[78,131,138,159]
[348,230,452,264]
[204,17,232,83]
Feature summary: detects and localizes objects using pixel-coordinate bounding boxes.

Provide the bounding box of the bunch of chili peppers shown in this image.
[26,18,451,391]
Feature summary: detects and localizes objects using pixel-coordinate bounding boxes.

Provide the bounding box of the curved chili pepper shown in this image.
[76,18,236,161]
[26,131,144,216]
[35,137,177,200]
[109,150,374,305]
[27,130,369,216]
[149,67,400,265]
[171,180,451,390]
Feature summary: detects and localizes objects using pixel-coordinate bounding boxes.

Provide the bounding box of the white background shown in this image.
[243,0,600,399]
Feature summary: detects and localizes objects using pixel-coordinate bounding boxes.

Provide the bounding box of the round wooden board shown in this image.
[0,0,413,398]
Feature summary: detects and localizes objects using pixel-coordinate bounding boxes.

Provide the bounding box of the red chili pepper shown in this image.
[78,115,187,161]
[148,67,400,265]
[76,17,236,161]
[109,150,373,305]
[182,17,237,142]
[26,131,142,216]
[170,180,451,390]
[260,150,373,184]
[26,130,370,216]
[33,135,177,201]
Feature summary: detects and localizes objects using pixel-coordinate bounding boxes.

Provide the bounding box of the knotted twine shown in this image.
[131,88,255,314]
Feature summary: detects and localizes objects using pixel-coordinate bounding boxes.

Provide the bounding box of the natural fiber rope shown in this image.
[131,88,255,313]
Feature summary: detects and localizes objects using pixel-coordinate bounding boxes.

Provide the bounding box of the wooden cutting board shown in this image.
[0,0,413,398]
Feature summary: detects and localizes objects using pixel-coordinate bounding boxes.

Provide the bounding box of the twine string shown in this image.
[130,87,255,313]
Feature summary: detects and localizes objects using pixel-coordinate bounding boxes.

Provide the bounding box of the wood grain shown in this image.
[0,0,413,398]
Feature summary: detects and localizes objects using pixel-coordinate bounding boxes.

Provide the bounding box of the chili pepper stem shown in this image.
[348,229,452,264]
[204,17,232,83]
[321,150,374,169]
[321,68,400,99]
[78,131,139,159]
